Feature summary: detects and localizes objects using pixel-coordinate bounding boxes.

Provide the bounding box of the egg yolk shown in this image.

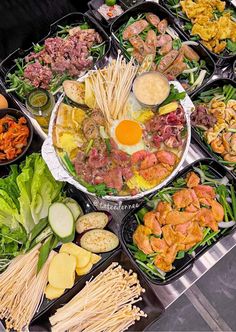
[115,120,142,146]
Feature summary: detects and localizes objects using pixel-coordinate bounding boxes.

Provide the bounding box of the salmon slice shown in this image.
[139,163,171,182]
[123,19,149,40]
[173,188,200,209]
[146,13,160,28]
[175,221,192,235]
[140,153,157,170]
[197,208,218,232]
[150,237,168,253]
[210,200,224,222]
[165,210,197,225]
[162,224,185,246]
[193,185,216,200]
[157,50,179,72]
[186,172,200,188]
[182,222,203,245]
[144,211,162,236]
[155,150,177,166]
[154,244,177,272]
[133,225,153,254]
[156,201,172,225]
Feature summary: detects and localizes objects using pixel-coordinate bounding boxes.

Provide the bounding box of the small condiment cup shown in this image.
[26,88,55,132]
[132,71,170,108]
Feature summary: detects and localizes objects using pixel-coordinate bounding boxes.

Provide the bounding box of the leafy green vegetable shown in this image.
[226,40,236,53]
[85,183,117,197]
[61,153,76,176]
[172,38,182,50]
[105,138,112,155]
[184,22,193,31]
[160,84,186,107]
[85,139,94,155]
[37,235,53,273]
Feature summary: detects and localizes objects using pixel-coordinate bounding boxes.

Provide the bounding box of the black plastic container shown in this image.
[110,1,216,95]
[0,108,33,166]
[88,0,128,29]
[190,77,236,172]
[30,249,165,331]
[160,0,236,67]
[0,85,41,168]
[0,12,111,105]
[32,183,121,322]
[120,158,236,285]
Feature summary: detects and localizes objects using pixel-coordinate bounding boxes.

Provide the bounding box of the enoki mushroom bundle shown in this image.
[0,245,56,331]
[90,53,138,125]
[50,262,147,332]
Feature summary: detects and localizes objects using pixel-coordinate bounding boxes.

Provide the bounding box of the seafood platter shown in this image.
[0,0,236,331]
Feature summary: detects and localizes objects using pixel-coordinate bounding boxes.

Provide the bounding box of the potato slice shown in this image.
[45,284,65,300]
[85,77,96,108]
[60,242,92,269]
[91,253,102,264]
[76,262,93,276]
[80,229,119,253]
[48,253,76,289]
[63,80,85,104]
[76,212,109,234]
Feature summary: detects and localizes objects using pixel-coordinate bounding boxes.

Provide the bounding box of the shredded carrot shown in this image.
[0,115,30,160]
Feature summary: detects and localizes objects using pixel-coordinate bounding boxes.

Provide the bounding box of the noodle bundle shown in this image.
[90,53,138,125]
[50,262,147,332]
[0,245,56,331]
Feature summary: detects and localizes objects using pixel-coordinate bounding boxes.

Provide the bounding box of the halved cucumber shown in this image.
[49,202,75,243]
[63,198,83,220]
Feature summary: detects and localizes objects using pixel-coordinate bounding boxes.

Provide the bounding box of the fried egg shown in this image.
[110,119,146,154]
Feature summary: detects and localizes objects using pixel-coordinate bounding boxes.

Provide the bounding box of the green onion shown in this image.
[85,139,94,155]
[61,153,76,176]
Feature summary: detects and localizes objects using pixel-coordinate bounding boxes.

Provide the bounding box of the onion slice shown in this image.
[219,176,229,185]
[182,67,199,74]
[182,41,199,46]
[218,220,236,228]
[166,27,179,40]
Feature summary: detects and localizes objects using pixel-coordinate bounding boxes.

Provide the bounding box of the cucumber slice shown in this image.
[63,198,83,220]
[49,202,75,243]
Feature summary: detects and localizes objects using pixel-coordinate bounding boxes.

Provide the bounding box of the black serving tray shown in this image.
[110,1,216,95]
[160,0,236,67]
[120,158,236,285]
[190,77,236,173]
[0,12,111,105]
[32,183,121,322]
[30,249,165,332]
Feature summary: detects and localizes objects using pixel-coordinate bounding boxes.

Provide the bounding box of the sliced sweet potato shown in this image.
[59,242,92,269]
[45,284,65,300]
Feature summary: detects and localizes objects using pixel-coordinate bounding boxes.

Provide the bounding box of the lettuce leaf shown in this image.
[0,190,21,230]
[30,154,64,225]
[17,154,35,233]
[0,165,20,209]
